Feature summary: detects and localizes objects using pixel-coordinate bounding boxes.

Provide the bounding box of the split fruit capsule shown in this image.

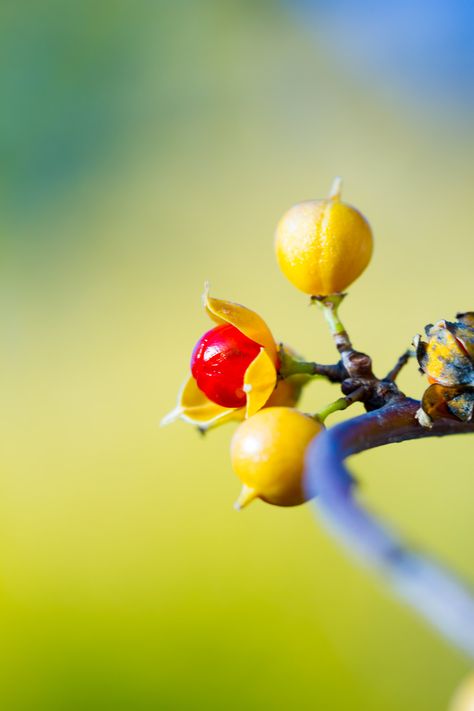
[162,287,279,429]
[162,287,305,431]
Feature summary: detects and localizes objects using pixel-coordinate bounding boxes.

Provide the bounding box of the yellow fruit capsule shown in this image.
[231,407,323,509]
[275,178,373,296]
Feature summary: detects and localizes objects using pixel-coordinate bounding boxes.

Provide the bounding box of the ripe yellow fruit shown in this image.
[275,178,373,296]
[231,407,323,509]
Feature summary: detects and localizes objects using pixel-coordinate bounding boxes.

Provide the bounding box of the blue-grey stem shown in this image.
[305,397,474,658]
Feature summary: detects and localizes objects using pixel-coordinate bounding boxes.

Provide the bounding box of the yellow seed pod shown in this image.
[275,178,373,296]
[231,407,323,509]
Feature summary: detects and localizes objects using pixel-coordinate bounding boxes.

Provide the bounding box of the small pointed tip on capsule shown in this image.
[233,485,259,511]
[202,280,211,306]
[328,176,343,201]
[160,407,181,427]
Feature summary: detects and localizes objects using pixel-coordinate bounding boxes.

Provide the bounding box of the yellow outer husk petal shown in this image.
[243,348,278,418]
[161,375,243,430]
[204,286,277,362]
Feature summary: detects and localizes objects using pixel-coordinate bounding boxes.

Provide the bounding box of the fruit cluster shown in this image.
[163,178,473,509]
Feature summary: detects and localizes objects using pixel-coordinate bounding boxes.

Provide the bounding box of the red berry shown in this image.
[191,324,262,408]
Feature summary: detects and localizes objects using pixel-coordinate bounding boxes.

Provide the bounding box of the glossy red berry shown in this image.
[191,323,262,408]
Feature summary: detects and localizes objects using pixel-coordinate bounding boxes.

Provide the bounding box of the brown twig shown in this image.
[385,350,413,382]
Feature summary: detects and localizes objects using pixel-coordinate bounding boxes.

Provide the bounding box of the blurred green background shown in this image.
[2,1,474,709]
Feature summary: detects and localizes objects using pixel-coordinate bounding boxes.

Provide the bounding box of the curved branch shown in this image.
[305,398,474,658]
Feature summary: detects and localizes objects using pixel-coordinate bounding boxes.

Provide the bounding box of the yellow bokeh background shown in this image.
[2,2,474,709]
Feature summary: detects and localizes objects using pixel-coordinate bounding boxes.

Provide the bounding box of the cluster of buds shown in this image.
[414,314,474,427]
[163,179,374,509]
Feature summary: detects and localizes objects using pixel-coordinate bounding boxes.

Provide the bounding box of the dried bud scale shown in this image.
[415,314,474,427]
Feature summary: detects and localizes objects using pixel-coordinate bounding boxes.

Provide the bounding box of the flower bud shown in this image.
[415,317,474,387]
[275,178,373,296]
[414,314,474,427]
[231,407,323,509]
[416,383,473,427]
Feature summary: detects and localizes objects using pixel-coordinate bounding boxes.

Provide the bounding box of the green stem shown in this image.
[312,294,353,353]
[314,386,367,424]
[281,361,323,377]
[315,397,350,424]
[321,297,346,335]
[278,346,346,382]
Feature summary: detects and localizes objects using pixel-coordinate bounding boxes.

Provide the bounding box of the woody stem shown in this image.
[305,398,474,659]
[385,350,414,382]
